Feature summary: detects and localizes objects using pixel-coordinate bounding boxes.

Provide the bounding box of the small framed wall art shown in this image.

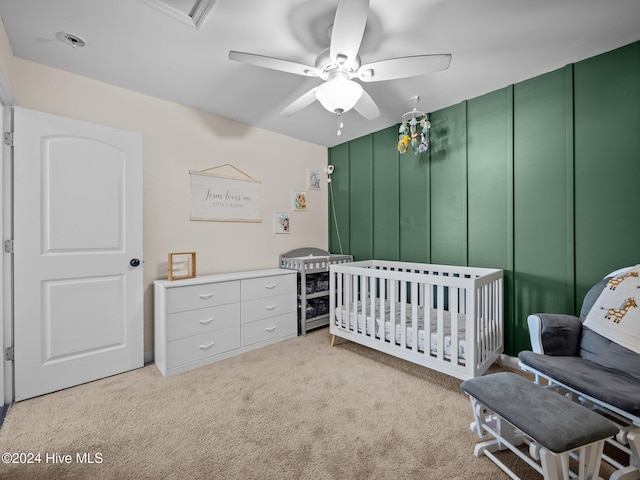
[168,252,196,281]
[307,169,321,190]
[293,190,307,211]
[275,212,290,234]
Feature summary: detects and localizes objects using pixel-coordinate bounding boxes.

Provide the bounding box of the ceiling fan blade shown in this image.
[229,51,320,77]
[329,0,370,64]
[281,87,319,117]
[358,54,452,82]
[353,89,380,120]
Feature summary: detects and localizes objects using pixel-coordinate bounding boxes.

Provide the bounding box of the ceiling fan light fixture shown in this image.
[315,76,363,114]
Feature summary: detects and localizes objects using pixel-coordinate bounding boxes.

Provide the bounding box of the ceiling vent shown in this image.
[55,32,86,48]
[137,0,217,29]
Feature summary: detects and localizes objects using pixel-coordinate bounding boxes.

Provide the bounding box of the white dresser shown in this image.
[154,268,296,377]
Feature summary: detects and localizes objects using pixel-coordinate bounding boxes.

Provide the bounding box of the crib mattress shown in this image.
[336,301,467,361]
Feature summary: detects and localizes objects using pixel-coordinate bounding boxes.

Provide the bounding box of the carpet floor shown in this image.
[0,328,618,479]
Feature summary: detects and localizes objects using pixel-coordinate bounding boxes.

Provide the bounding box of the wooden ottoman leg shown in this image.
[540,449,569,480]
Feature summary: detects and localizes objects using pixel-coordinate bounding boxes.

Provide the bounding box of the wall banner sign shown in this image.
[189,164,262,222]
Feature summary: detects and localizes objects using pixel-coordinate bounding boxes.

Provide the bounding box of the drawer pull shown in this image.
[264,305,277,311]
[265,284,276,289]
[199,293,214,299]
[200,342,215,350]
[265,326,277,332]
[199,317,214,325]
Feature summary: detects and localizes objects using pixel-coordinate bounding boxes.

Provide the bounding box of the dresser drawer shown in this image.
[167,303,240,341]
[166,280,240,314]
[242,273,295,300]
[242,292,296,323]
[242,312,296,346]
[167,326,240,368]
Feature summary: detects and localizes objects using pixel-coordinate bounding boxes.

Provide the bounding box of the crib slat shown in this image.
[400,281,407,348]
[483,283,490,363]
[360,273,367,336]
[337,271,343,327]
[411,281,418,352]
[450,286,459,365]
[390,279,396,346]
[368,274,375,339]
[436,284,444,361]
[424,282,431,355]
[379,278,386,343]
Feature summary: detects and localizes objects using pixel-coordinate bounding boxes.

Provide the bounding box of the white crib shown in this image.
[329,260,504,380]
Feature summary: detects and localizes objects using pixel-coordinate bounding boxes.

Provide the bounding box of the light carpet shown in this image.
[0,328,611,479]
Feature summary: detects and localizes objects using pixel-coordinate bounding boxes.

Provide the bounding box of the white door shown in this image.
[13,107,143,401]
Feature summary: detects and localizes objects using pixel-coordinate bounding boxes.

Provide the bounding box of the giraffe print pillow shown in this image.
[583,265,640,355]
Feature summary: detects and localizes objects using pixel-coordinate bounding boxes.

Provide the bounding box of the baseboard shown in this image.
[500,354,520,370]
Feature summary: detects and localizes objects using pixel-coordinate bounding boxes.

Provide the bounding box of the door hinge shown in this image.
[3,132,13,146]
[4,239,13,254]
[4,346,13,361]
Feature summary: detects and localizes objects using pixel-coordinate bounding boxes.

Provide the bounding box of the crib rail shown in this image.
[329,261,503,380]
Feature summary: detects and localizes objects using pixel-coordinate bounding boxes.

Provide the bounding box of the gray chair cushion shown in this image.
[580,328,640,381]
[518,351,640,417]
[579,277,609,320]
[537,314,582,356]
[576,274,640,381]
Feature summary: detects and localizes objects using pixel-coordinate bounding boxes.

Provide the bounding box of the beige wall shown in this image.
[0,24,328,353]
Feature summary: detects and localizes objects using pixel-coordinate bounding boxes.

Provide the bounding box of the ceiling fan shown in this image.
[229,0,451,123]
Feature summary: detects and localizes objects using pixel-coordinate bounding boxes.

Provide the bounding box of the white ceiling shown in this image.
[0,0,639,147]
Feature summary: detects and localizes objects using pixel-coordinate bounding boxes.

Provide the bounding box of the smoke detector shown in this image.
[55,32,86,48]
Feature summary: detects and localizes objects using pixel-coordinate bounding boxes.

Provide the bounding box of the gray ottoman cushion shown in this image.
[461,372,618,453]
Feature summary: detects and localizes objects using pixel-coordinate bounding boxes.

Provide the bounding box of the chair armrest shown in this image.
[527,314,582,356]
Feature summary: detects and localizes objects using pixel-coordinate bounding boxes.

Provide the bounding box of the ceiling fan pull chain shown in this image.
[336,109,345,136]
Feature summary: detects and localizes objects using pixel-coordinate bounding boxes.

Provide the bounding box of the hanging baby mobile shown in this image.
[397,95,431,155]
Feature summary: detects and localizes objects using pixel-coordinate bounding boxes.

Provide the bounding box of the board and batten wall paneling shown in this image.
[429,102,468,266]
[466,87,515,351]
[372,127,400,261]
[328,142,350,255]
[399,144,430,264]
[328,41,640,357]
[574,41,640,306]
[347,135,374,261]
[513,65,575,354]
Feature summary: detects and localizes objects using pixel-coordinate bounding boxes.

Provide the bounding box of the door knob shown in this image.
[130,258,141,267]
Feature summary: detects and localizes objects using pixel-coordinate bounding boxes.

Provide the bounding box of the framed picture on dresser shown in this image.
[168,252,196,280]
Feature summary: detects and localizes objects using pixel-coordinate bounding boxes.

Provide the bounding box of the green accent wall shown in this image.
[513,66,575,354]
[574,42,640,307]
[399,137,430,263]
[328,41,640,356]
[372,128,400,260]
[467,87,515,352]
[430,102,468,266]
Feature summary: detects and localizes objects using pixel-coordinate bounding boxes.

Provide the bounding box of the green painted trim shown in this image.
[565,64,576,314]
[506,84,515,352]
[461,101,468,269]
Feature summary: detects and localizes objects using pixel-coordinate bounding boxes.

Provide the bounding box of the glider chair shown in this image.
[519,266,640,480]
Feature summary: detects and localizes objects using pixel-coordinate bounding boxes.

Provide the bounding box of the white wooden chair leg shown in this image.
[610,430,640,480]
